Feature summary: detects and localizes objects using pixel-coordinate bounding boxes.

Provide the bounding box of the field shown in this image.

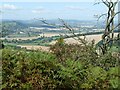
[9,34,102,52]
[17,45,50,52]
[1,33,61,41]
[1,1,120,89]
[50,33,118,45]
[2,33,118,52]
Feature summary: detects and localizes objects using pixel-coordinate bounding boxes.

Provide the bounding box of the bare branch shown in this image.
[97,13,107,21]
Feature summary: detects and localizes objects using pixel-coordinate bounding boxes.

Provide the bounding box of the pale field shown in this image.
[49,35,101,45]
[16,33,119,52]
[17,45,50,52]
[1,33,74,40]
[1,33,61,40]
[17,34,103,52]
[1,33,118,52]
[1,36,41,40]
[39,33,62,37]
[50,33,118,45]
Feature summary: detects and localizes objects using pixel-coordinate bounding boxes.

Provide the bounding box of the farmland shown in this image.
[1,19,120,89]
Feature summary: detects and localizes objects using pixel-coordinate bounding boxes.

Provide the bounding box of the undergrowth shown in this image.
[1,38,120,89]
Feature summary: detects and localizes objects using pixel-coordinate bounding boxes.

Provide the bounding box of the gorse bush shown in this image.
[2,38,120,90]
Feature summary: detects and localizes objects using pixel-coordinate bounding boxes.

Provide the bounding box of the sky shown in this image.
[1,0,96,2]
[0,0,119,20]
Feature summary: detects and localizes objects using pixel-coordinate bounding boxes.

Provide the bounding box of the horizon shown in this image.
[1,18,119,23]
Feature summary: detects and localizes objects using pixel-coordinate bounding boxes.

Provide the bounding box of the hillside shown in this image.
[1,40,120,89]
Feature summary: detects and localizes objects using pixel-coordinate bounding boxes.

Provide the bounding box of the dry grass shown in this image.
[1,36,41,41]
[1,33,118,51]
[49,34,102,45]
[39,33,61,37]
[1,33,61,40]
[50,33,118,45]
[17,45,50,52]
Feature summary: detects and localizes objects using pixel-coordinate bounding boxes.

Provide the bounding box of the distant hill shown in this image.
[1,20,57,29]
[0,20,29,37]
[1,19,119,37]
[2,21,28,30]
[1,19,98,28]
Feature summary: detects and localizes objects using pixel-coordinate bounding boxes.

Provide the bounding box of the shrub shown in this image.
[2,42,120,89]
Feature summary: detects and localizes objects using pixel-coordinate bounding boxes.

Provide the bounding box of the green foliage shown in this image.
[2,41,120,89]
[2,48,58,89]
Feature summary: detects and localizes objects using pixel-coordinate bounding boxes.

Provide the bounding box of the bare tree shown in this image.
[39,18,87,45]
[39,0,120,55]
[96,0,120,54]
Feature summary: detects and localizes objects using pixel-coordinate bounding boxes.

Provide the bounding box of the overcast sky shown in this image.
[0,0,118,20]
